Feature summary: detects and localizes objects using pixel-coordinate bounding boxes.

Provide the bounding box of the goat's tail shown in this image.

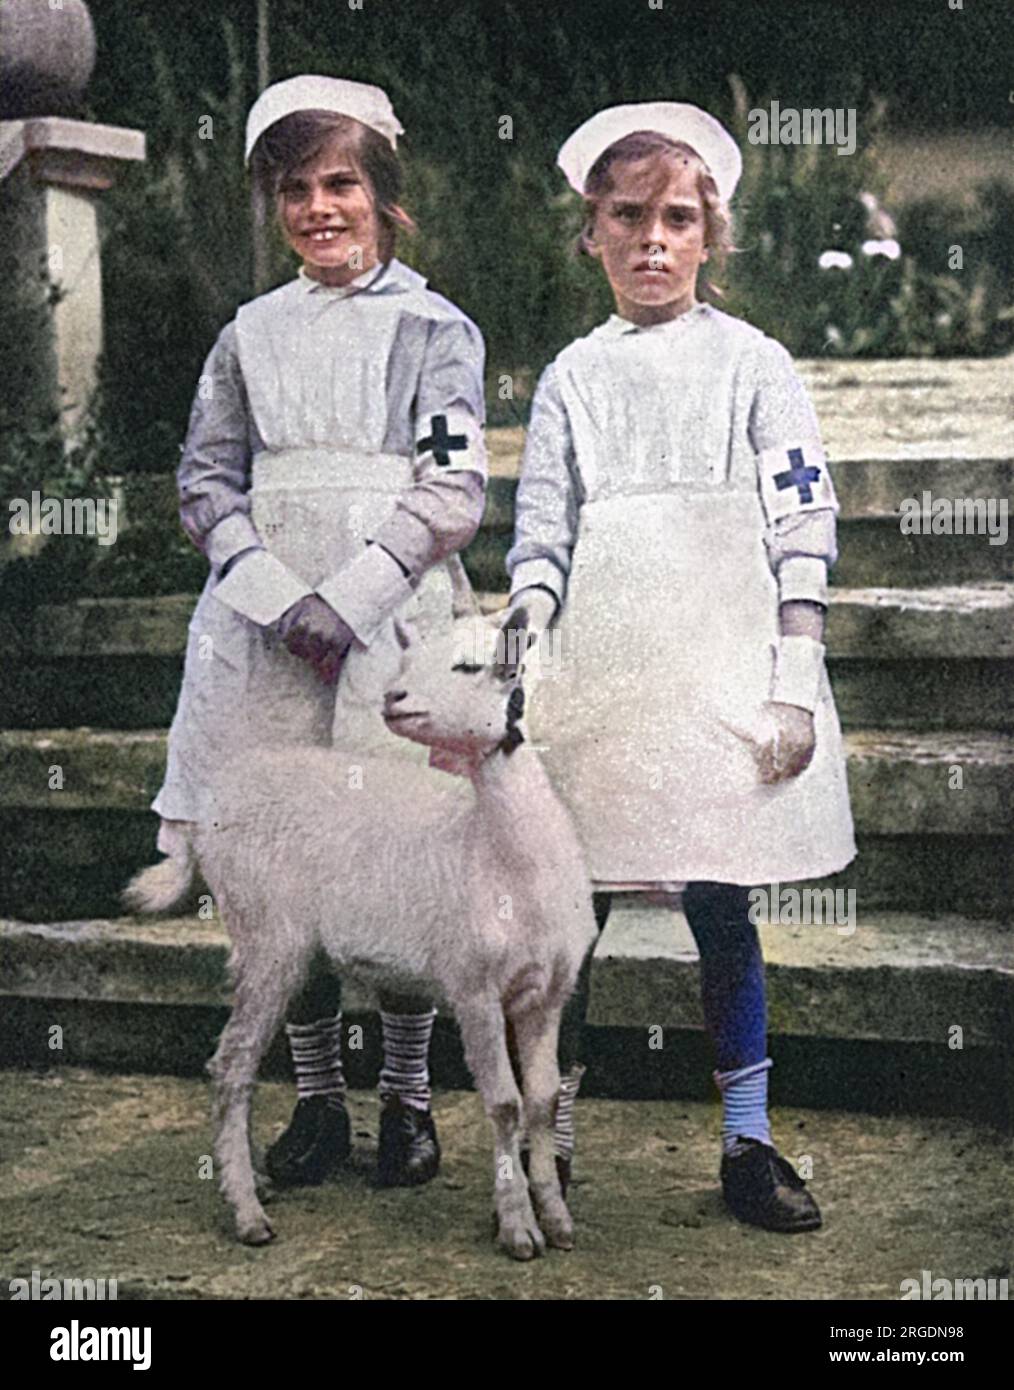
[122,839,197,916]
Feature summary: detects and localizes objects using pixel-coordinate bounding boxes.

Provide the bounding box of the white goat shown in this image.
[124,601,598,1260]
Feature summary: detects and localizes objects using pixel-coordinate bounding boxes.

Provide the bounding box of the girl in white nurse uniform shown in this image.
[508,103,855,1232]
[149,77,488,1192]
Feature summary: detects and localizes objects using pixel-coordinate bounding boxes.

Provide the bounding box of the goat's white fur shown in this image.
[124,602,597,1260]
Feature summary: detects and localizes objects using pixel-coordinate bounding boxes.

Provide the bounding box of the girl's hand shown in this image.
[275,596,355,686]
[756,703,816,784]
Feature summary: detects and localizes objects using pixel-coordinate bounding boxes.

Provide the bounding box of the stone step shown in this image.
[121,445,1014,526]
[3,586,1010,730]
[486,356,1014,472]
[2,726,1008,828]
[1,908,1009,1062]
[0,730,1009,922]
[9,585,1011,661]
[589,901,1012,1047]
[0,812,1005,923]
[464,515,1012,593]
[115,454,1013,594]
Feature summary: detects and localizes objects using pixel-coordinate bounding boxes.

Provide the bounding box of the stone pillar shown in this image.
[0,0,145,450]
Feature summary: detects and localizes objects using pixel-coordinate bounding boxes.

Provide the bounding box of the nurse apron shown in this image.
[154,447,451,833]
[523,312,855,888]
[529,484,853,886]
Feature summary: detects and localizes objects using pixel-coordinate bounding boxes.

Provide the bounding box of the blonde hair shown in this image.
[250,110,416,262]
[578,131,735,297]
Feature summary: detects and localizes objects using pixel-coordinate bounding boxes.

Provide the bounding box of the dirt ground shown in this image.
[0,1068,1009,1301]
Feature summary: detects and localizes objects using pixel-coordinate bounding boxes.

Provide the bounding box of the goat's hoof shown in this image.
[236,1211,275,1246]
[543,1218,574,1251]
[497,1217,546,1261]
[531,1191,574,1250]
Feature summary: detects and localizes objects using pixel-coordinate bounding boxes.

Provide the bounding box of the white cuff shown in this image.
[508,586,558,638]
[204,511,262,572]
[508,558,566,608]
[212,549,313,627]
[770,635,826,713]
[777,555,829,607]
[315,543,414,647]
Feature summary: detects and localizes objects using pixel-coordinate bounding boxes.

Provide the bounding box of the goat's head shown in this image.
[382,604,534,759]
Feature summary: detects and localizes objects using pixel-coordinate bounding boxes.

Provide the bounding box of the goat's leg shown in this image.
[511,1003,573,1250]
[455,997,545,1261]
[208,950,294,1245]
[250,1140,273,1202]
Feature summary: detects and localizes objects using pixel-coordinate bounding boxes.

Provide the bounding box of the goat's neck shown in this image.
[469,742,567,868]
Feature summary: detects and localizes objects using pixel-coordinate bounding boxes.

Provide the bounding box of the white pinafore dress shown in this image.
[524,308,856,887]
[152,279,458,836]
[154,451,452,833]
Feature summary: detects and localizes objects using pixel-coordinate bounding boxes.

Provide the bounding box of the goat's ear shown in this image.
[492,605,533,680]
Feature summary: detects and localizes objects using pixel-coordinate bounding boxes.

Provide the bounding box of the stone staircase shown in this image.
[1,360,1011,1119]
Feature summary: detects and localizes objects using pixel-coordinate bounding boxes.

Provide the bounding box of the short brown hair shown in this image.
[578,131,735,297]
[250,109,416,262]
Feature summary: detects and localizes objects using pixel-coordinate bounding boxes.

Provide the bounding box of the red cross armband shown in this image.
[415,409,485,482]
[756,439,837,525]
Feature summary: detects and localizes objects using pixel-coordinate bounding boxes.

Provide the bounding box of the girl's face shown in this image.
[587,153,710,326]
[277,130,381,286]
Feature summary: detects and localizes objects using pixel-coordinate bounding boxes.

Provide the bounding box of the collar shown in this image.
[297,256,428,298]
[597,300,712,337]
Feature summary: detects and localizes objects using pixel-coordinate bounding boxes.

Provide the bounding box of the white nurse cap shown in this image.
[557,102,742,204]
[245,75,404,163]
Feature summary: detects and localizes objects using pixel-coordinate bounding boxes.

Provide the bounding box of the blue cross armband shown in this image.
[756,440,836,525]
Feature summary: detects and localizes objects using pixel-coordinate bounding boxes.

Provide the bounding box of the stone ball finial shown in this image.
[0,0,96,119]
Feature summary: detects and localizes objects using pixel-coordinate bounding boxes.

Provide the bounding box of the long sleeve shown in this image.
[317,313,488,646]
[178,322,261,570]
[506,363,582,613]
[748,338,839,608]
[179,321,312,624]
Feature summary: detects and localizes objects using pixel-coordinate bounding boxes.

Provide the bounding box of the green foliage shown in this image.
[723,79,1013,358]
[4,2,1011,604]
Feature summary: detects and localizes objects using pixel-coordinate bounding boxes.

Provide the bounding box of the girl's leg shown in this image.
[265,959,350,1186]
[376,989,441,1187]
[681,881,821,1232]
[680,881,771,1150]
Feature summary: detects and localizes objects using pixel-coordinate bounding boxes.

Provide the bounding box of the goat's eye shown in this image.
[452,662,484,673]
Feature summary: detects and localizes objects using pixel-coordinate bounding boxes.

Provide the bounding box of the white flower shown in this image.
[859,191,898,238]
[818,250,854,271]
[861,238,902,261]
[825,325,844,346]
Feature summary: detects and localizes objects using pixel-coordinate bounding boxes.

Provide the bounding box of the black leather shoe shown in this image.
[265,1095,351,1188]
[720,1139,822,1232]
[376,1097,441,1187]
[520,1148,572,1200]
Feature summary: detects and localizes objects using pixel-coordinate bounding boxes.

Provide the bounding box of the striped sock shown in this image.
[285,1014,346,1105]
[379,1008,437,1112]
[714,1057,773,1154]
[553,1063,586,1161]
